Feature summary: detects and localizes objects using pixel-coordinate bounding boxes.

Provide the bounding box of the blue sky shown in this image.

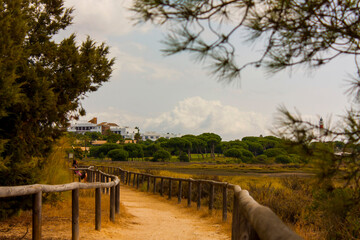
[58,0,354,140]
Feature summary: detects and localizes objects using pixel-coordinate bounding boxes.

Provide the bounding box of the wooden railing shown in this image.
[100,165,302,240]
[0,165,302,240]
[0,166,120,240]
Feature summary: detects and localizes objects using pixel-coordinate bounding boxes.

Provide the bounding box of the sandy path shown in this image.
[0,185,229,240]
[106,186,229,240]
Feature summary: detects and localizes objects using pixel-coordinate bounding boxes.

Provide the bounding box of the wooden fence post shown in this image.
[223,185,227,222]
[102,175,105,194]
[106,176,109,194]
[115,183,120,214]
[136,174,140,189]
[178,180,182,204]
[95,187,101,231]
[209,183,214,211]
[110,184,115,222]
[160,178,164,196]
[147,176,150,192]
[133,173,136,187]
[168,179,172,200]
[127,172,131,185]
[153,177,156,194]
[197,182,201,210]
[188,181,192,207]
[72,188,79,240]
[32,191,42,240]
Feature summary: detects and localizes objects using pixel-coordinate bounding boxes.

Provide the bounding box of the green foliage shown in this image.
[90,143,124,158]
[239,149,254,163]
[73,147,84,160]
[178,152,189,162]
[105,132,123,143]
[224,148,242,159]
[254,154,270,164]
[275,155,292,164]
[107,149,128,161]
[124,143,144,159]
[0,0,113,183]
[152,149,171,162]
[264,148,287,158]
[246,141,264,156]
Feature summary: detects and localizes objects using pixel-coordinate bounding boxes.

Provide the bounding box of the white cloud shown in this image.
[80,97,270,140]
[142,97,271,140]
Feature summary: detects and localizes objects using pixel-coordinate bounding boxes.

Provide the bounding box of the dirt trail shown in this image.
[98,186,229,240]
[0,186,229,240]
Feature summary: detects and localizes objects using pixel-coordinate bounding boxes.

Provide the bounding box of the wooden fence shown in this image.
[0,166,120,240]
[102,165,302,240]
[0,165,302,240]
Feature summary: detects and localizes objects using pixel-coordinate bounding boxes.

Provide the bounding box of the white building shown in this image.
[67,121,102,134]
[110,126,138,139]
[67,118,181,141]
[141,132,182,141]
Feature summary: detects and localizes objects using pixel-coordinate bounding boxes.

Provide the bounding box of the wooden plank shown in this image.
[115,183,120,214]
[72,188,79,240]
[168,179,172,200]
[106,176,109,194]
[223,185,227,222]
[32,191,42,240]
[197,182,201,210]
[178,180,182,204]
[188,181,192,207]
[147,176,150,192]
[209,183,214,211]
[136,174,140,189]
[160,178,164,196]
[95,188,101,231]
[153,177,156,194]
[110,185,115,222]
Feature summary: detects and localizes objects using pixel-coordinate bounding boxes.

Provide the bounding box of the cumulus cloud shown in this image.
[80,97,271,140]
[142,97,271,140]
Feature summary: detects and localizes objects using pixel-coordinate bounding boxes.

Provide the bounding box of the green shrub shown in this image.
[275,154,292,164]
[239,149,254,163]
[253,154,269,164]
[179,152,189,162]
[107,149,128,161]
[152,149,171,162]
[264,148,287,157]
[224,148,243,159]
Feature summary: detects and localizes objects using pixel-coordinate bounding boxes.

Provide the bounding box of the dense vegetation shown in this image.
[73,131,325,165]
[0,0,113,218]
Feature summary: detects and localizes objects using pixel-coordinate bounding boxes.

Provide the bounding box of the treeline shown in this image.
[72,132,318,164]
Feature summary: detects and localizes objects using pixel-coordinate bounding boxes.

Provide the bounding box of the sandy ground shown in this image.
[0,185,230,240]
[115,186,229,240]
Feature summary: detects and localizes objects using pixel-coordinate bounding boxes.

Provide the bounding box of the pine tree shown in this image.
[0,0,114,216]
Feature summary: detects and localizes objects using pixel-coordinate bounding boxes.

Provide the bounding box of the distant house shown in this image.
[141,132,182,141]
[67,117,181,141]
[67,121,102,134]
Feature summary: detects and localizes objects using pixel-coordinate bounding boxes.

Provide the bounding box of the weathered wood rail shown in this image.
[0,165,302,240]
[0,166,120,240]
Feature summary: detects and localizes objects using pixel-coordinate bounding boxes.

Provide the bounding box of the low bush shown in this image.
[107,149,128,161]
